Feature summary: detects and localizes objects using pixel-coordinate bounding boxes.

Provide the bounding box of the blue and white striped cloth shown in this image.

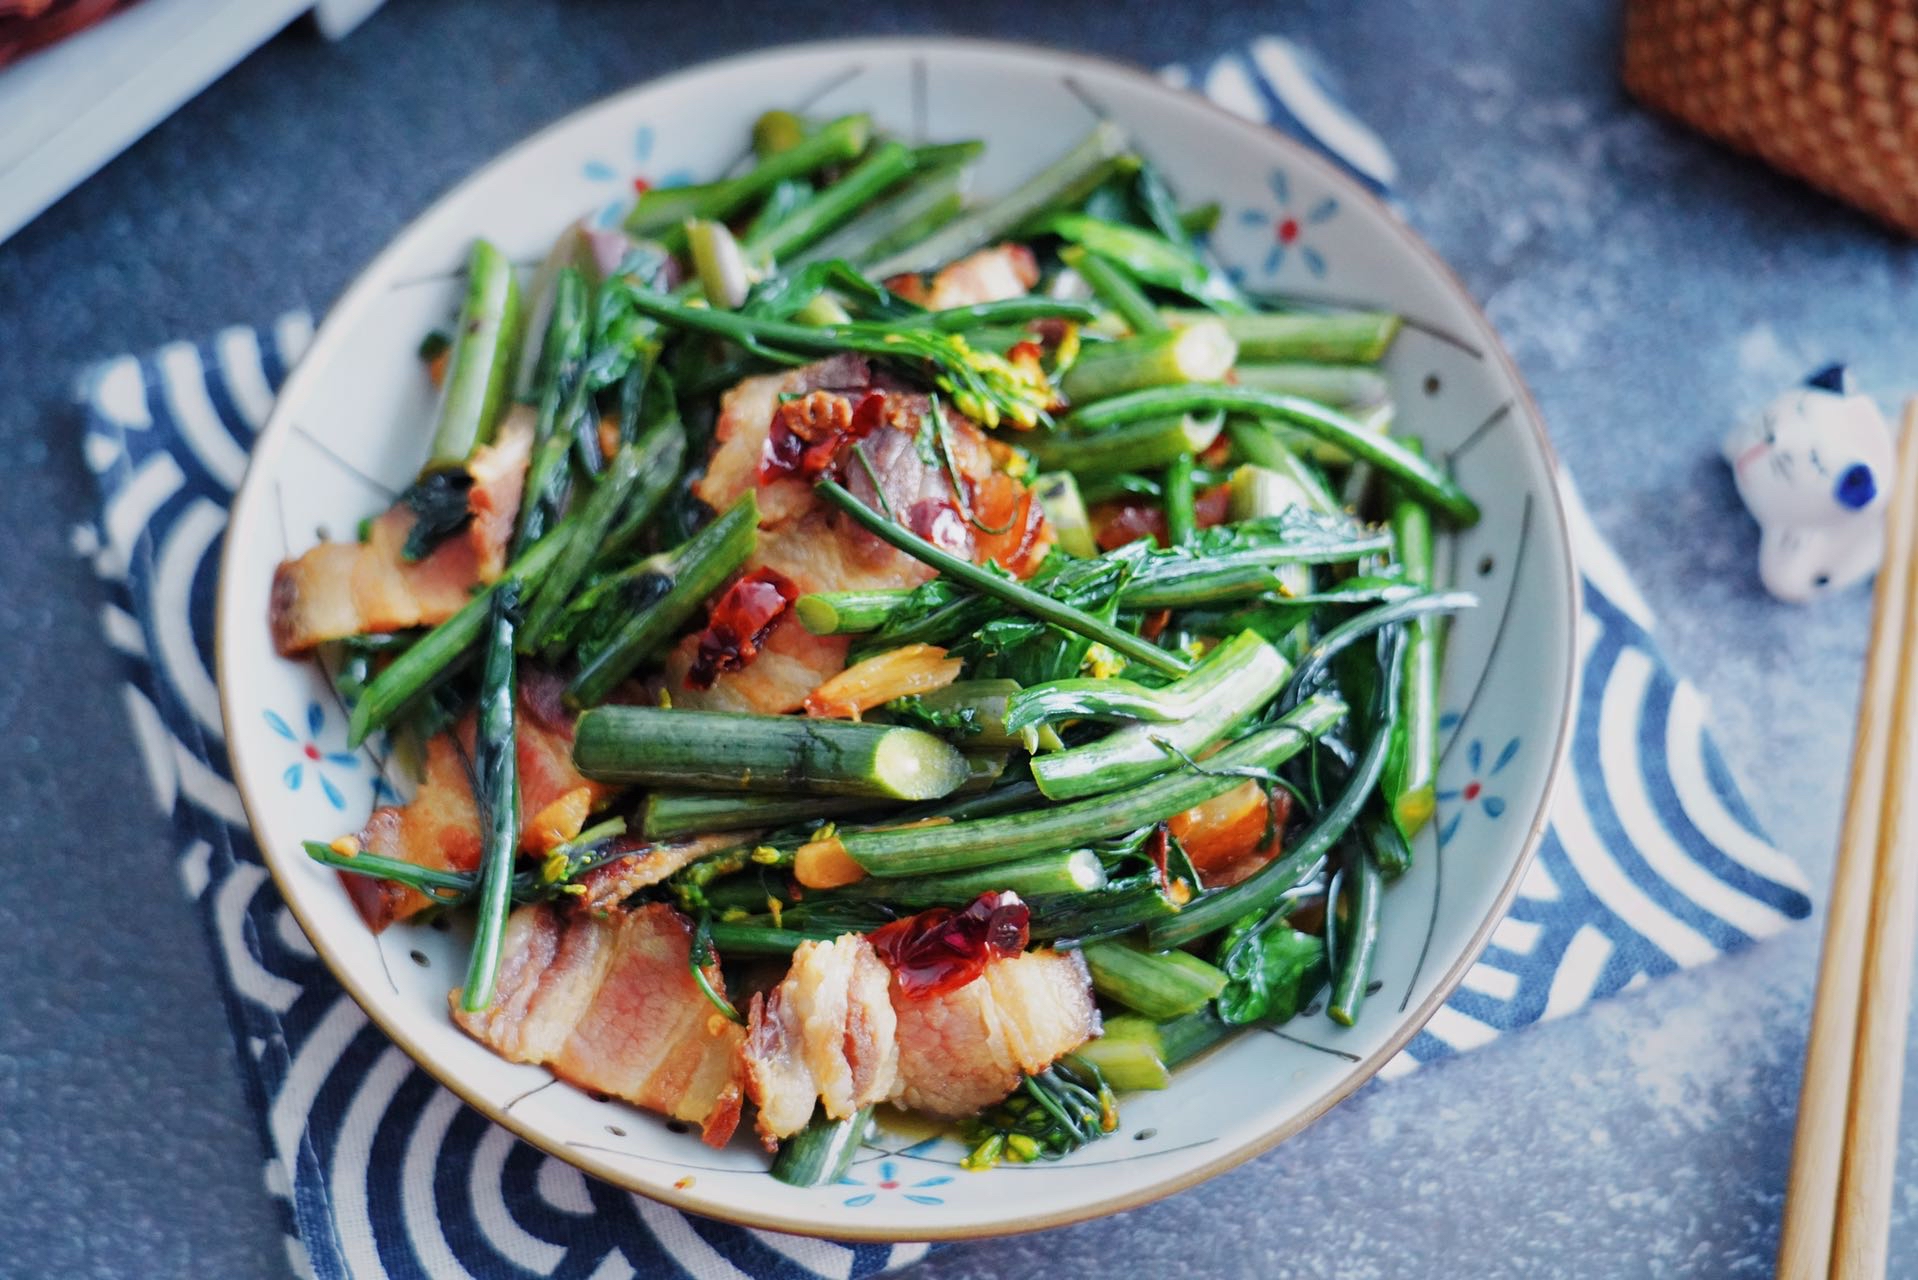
[77,38,1811,1280]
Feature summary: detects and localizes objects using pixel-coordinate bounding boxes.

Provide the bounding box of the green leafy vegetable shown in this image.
[886,692,991,739]
[584,268,671,391]
[1214,913,1328,1025]
[1038,211,1244,311]
[395,471,474,562]
[742,258,919,322]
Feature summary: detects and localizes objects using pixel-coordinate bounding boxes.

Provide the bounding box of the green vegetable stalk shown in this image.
[1082,940,1229,1019]
[424,239,522,474]
[458,582,521,1012]
[1160,308,1401,364]
[1060,245,1164,336]
[514,267,591,556]
[1024,412,1224,480]
[771,1107,875,1187]
[1066,385,1478,525]
[628,114,873,250]
[841,694,1345,877]
[518,440,644,651]
[1058,321,1236,405]
[1328,842,1383,1026]
[573,707,972,801]
[346,517,576,747]
[866,121,1133,278]
[564,493,759,707]
[816,479,1193,678]
[1381,437,1442,839]
[1027,629,1292,802]
[1153,631,1405,949]
[745,140,917,262]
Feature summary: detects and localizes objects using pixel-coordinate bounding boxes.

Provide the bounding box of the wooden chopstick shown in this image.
[1777,398,1918,1279]
[1833,401,1918,1272]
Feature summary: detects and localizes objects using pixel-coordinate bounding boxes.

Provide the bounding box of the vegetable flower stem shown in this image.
[816,479,1192,677]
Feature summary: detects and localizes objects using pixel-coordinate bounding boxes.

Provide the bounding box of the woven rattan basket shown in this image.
[1623,0,1918,235]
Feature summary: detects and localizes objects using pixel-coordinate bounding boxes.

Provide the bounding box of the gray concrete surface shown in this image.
[1,0,1912,1275]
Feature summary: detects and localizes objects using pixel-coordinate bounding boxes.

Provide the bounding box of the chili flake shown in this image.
[686,569,798,689]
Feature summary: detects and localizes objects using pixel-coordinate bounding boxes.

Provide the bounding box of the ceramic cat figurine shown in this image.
[1722,364,1895,603]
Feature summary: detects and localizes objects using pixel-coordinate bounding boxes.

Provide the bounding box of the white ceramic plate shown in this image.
[217,37,1578,1242]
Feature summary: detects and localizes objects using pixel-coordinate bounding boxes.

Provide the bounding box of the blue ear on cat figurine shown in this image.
[1722,363,1895,603]
[1803,362,1851,395]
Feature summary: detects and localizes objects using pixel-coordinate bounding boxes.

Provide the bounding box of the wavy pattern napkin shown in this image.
[76,38,1811,1280]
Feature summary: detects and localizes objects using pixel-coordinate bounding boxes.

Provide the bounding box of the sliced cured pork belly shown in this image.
[695,354,871,520]
[677,244,1050,718]
[270,407,534,655]
[663,497,958,716]
[672,358,1046,714]
[452,902,745,1146]
[570,831,754,913]
[741,935,900,1148]
[343,672,611,931]
[888,243,1041,311]
[742,939,1099,1140]
[889,948,1100,1118]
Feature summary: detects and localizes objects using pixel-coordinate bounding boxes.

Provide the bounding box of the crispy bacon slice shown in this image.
[343,672,613,931]
[697,354,870,521]
[673,363,1050,714]
[1091,482,1233,552]
[1170,780,1295,888]
[888,948,1099,1117]
[270,408,535,655]
[741,935,900,1148]
[743,931,1098,1140]
[452,902,745,1146]
[840,398,989,553]
[757,388,869,486]
[571,832,751,913]
[673,390,961,713]
[675,240,1048,714]
[663,595,855,716]
[968,470,1055,577]
[662,516,940,716]
[886,243,1041,312]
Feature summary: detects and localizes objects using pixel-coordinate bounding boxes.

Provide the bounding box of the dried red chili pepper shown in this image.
[757,388,888,485]
[686,568,798,689]
[869,890,1031,999]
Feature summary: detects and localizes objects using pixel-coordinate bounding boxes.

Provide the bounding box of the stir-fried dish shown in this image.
[279,108,1479,1184]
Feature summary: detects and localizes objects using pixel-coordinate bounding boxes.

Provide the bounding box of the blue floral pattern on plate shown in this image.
[1437,730,1520,847]
[1236,169,1339,278]
[838,1159,954,1208]
[583,125,697,227]
[265,702,359,811]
